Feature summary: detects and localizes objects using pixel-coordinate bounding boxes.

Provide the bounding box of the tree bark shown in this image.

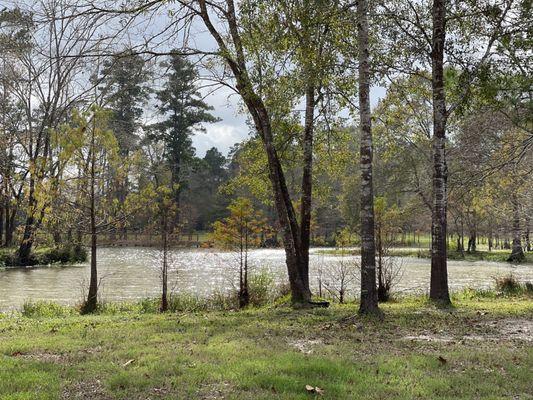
[0,201,3,246]
[429,0,451,304]
[198,0,313,306]
[84,122,98,313]
[18,174,36,265]
[160,216,169,312]
[508,193,524,262]
[300,83,315,294]
[525,215,531,252]
[357,0,379,314]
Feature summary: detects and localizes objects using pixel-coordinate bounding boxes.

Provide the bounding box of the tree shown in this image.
[380,0,521,304]
[57,107,121,313]
[152,54,219,224]
[99,50,151,239]
[2,2,111,264]
[211,197,266,308]
[357,0,379,314]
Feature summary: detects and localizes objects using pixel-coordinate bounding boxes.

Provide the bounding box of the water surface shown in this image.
[1,247,531,310]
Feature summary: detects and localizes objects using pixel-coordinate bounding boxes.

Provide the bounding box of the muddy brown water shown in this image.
[1,247,531,310]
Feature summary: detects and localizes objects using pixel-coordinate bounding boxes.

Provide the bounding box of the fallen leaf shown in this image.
[122,359,135,367]
[305,385,324,395]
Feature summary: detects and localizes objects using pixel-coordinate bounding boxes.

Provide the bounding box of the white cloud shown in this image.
[194,123,249,157]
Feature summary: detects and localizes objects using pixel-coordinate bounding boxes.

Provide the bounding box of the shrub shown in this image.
[248,269,276,307]
[494,274,521,294]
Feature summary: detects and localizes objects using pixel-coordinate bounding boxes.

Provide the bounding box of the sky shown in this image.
[0,0,388,158]
[194,85,388,157]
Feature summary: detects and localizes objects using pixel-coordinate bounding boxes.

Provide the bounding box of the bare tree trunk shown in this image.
[198,0,316,306]
[18,175,36,265]
[300,83,315,294]
[0,201,3,246]
[429,0,450,304]
[357,0,379,314]
[84,123,98,314]
[160,216,169,312]
[508,193,524,262]
[525,215,531,252]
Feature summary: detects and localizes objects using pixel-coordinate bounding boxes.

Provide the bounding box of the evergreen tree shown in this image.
[153,53,218,224]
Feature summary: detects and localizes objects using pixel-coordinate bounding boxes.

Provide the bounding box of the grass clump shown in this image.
[495,274,533,296]
[21,301,75,318]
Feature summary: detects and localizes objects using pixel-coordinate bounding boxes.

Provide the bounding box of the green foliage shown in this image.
[0,246,87,267]
[210,197,267,250]
[21,301,74,318]
[248,269,276,307]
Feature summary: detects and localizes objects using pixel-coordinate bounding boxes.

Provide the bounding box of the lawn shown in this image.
[318,248,533,264]
[0,293,532,399]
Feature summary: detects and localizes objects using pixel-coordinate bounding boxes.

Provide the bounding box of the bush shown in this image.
[22,301,74,318]
[1,245,88,267]
[495,274,521,294]
[248,269,276,307]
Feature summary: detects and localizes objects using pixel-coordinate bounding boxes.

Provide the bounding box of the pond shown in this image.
[1,247,531,310]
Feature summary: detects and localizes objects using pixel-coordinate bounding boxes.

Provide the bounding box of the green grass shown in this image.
[318,248,533,264]
[0,294,532,399]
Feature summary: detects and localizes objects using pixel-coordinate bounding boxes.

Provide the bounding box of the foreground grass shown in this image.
[0,295,532,399]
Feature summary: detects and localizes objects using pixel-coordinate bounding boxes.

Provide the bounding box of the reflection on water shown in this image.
[0,247,531,310]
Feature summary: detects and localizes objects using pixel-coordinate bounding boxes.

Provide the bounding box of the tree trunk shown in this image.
[429,0,451,305]
[508,193,524,262]
[300,83,315,294]
[160,218,169,312]
[525,215,531,252]
[198,0,313,306]
[18,174,36,265]
[467,232,476,253]
[357,0,379,314]
[5,205,14,247]
[84,124,98,314]
[0,202,3,246]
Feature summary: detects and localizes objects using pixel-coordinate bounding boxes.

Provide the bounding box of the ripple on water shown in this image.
[0,247,531,310]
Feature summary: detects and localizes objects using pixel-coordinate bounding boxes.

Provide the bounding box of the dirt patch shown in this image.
[60,379,111,400]
[11,351,67,364]
[402,334,455,343]
[198,381,233,399]
[288,338,323,354]
[484,318,532,342]
[402,318,533,343]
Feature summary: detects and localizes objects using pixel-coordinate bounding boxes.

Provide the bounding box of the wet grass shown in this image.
[0,293,532,399]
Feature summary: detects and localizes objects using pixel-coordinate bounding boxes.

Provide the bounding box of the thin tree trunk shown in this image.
[160,216,169,312]
[429,0,451,304]
[18,175,36,265]
[300,83,315,294]
[508,193,524,262]
[0,201,3,246]
[84,122,98,314]
[525,215,531,252]
[357,0,379,314]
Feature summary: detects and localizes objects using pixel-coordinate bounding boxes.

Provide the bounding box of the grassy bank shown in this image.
[0,246,87,267]
[318,248,533,263]
[1,292,532,399]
